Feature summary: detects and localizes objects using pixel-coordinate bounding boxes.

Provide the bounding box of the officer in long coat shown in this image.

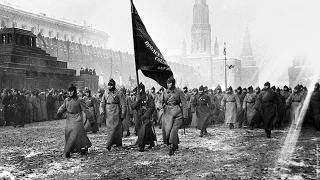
[83,89,99,133]
[191,85,213,137]
[2,89,13,126]
[243,86,257,129]
[161,77,188,155]
[221,86,241,129]
[100,78,126,151]
[131,83,156,152]
[123,89,133,137]
[255,82,280,138]
[11,89,25,127]
[286,85,305,127]
[57,84,93,158]
[310,83,320,131]
[236,86,246,128]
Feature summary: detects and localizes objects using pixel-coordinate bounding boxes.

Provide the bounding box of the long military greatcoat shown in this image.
[58,96,92,153]
[131,93,156,146]
[100,89,126,146]
[161,88,188,146]
[255,88,280,132]
[192,94,213,131]
[310,90,320,126]
[286,92,305,125]
[83,96,99,133]
[221,93,241,124]
[243,93,258,125]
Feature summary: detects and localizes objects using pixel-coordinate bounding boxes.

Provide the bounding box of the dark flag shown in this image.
[131,0,173,88]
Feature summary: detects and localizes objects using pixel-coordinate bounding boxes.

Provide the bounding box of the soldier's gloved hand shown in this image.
[57,112,63,119]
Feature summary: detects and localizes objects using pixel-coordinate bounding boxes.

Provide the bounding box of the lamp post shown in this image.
[224,42,227,90]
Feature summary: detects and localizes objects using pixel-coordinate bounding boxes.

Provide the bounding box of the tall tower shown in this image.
[214,37,219,57]
[191,0,211,55]
[240,26,255,66]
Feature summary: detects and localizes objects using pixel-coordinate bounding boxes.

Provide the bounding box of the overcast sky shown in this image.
[5,0,320,84]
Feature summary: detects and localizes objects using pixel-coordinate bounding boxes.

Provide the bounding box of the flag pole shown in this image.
[130,0,140,90]
[130,0,158,146]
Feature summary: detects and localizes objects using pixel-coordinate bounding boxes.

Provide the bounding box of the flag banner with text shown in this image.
[131,0,173,88]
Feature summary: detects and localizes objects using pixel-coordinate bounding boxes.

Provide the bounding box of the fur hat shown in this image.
[108,78,116,86]
[264,81,270,87]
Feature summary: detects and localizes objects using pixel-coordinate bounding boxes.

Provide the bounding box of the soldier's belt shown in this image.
[67,111,79,114]
[165,103,179,106]
[106,102,119,105]
[263,101,274,103]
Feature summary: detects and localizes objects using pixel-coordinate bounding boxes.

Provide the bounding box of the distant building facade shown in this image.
[288,56,319,87]
[0,2,109,48]
[180,0,259,89]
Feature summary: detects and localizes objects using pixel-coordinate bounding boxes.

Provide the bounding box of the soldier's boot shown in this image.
[80,148,88,155]
[199,130,203,137]
[204,129,208,135]
[169,144,175,156]
[139,145,145,152]
[229,123,234,129]
[173,144,178,151]
[147,142,155,149]
[106,145,112,151]
[266,129,271,138]
[65,152,71,158]
[250,122,254,130]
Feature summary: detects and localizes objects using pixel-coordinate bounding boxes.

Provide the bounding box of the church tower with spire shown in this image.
[191,0,211,54]
[240,26,256,67]
[240,26,259,87]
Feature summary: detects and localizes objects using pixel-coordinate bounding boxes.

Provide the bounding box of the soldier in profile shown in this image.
[57,84,93,158]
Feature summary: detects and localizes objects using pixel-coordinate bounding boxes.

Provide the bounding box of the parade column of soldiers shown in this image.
[2,75,320,158]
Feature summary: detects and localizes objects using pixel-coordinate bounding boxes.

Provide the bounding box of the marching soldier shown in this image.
[286,85,305,127]
[221,86,241,129]
[57,84,93,158]
[243,86,258,130]
[310,83,320,131]
[236,86,246,128]
[281,85,291,126]
[255,82,280,138]
[191,85,213,137]
[83,89,99,133]
[100,78,126,151]
[131,83,156,152]
[123,89,133,137]
[11,89,25,127]
[150,87,158,125]
[161,77,188,155]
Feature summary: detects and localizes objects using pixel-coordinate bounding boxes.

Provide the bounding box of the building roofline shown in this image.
[0,2,110,38]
